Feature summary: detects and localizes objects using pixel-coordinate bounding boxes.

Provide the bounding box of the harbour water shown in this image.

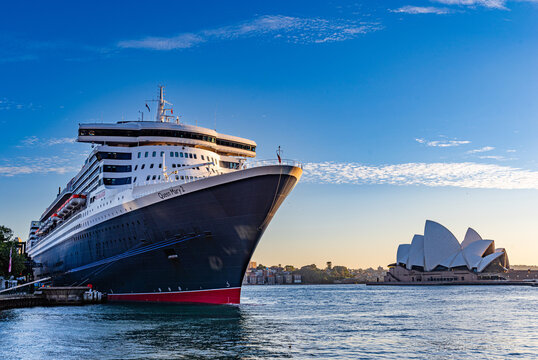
[0,285,536,359]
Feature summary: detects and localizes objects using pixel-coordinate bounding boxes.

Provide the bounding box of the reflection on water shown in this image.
[0,285,536,359]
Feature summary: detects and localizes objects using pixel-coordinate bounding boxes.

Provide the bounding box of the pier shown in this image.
[0,278,105,310]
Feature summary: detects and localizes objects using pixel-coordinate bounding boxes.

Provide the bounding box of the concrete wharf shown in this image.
[366,280,537,286]
[0,282,105,311]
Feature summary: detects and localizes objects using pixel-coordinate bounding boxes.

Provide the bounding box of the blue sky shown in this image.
[1,0,537,267]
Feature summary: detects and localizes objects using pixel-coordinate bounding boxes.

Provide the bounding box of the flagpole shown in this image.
[8,247,12,274]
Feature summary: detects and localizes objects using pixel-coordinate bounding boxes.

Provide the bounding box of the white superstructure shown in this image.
[27,86,295,258]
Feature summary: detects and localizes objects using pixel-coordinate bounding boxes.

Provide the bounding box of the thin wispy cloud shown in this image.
[118,15,381,50]
[45,137,76,146]
[390,6,451,14]
[478,155,510,161]
[415,138,470,147]
[18,136,76,147]
[0,156,79,177]
[0,98,38,111]
[467,146,495,153]
[432,0,507,9]
[303,161,538,189]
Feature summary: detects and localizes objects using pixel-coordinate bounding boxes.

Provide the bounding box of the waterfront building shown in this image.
[385,220,510,283]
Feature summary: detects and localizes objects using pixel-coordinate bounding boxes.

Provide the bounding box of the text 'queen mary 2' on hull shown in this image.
[26,86,302,304]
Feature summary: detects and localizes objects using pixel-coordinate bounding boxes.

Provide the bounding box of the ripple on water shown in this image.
[0,285,536,359]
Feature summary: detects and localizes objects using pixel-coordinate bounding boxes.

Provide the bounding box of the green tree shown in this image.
[297,264,332,284]
[332,266,351,279]
[0,226,28,278]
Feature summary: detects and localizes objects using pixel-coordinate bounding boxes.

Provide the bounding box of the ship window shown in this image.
[145,152,148,157]
[152,151,156,157]
[189,154,193,159]
[159,164,162,169]
[180,153,184,158]
[160,151,164,157]
[103,165,132,173]
[133,177,137,183]
[150,164,154,169]
[175,152,179,157]
[141,164,145,169]
[152,175,156,180]
[158,175,161,180]
[170,152,174,157]
[138,152,141,158]
[172,164,176,168]
[175,175,179,180]
[194,154,197,159]
[134,165,138,170]
[180,176,184,180]
[201,155,205,160]
[103,177,131,186]
[96,152,132,160]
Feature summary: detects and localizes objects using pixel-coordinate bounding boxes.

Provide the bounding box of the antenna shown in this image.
[146,85,175,123]
[157,86,165,122]
[138,110,144,122]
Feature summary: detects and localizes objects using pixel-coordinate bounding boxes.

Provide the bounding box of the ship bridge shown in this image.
[78,122,257,158]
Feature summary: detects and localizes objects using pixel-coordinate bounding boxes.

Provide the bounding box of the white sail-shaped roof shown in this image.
[461,227,482,248]
[406,235,425,269]
[439,253,459,268]
[397,244,411,265]
[478,251,505,272]
[462,240,494,269]
[393,221,509,273]
[449,251,467,268]
[423,220,461,271]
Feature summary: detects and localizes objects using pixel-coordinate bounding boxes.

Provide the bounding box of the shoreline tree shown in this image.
[0,225,28,278]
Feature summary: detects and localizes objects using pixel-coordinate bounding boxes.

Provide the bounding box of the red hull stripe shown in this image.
[107,287,241,304]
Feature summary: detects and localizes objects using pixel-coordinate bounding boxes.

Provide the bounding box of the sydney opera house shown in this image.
[385,220,510,283]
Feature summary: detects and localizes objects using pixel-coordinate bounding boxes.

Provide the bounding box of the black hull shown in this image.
[32,171,298,303]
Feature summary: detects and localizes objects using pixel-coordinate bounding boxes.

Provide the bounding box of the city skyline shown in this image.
[1,0,538,268]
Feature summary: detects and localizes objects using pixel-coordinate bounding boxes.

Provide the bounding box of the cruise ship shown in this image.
[26,87,302,304]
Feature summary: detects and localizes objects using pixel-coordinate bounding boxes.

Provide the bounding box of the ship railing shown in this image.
[134,175,208,188]
[242,158,303,169]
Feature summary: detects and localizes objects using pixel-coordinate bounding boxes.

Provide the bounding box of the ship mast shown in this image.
[157,86,165,122]
[156,85,175,122]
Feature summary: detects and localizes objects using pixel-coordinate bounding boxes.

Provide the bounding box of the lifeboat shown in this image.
[56,194,87,218]
[41,219,52,232]
[68,194,86,208]
[39,194,87,236]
